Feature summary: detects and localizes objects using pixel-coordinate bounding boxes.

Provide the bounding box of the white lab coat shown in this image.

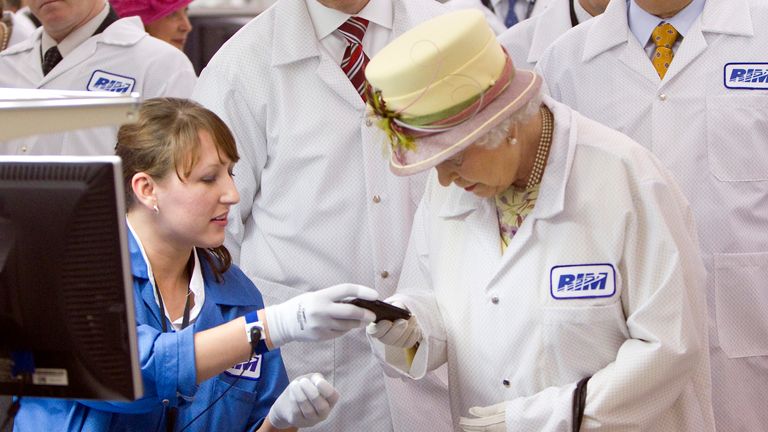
[371,98,714,431]
[0,17,196,155]
[498,0,578,70]
[191,0,452,431]
[537,0,768,430]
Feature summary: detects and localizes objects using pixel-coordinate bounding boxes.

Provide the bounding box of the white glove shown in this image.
[365,300,421,348]
[458,402,507,432]
[265,283,378,348]
[268,373,340,429]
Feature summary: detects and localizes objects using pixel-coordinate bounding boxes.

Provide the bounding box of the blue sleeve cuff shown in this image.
[155,325,197,402]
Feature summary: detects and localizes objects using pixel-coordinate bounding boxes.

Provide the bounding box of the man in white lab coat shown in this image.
[537,0,768,430]
[191,0,453,430]
[0,0,196,155]
[364,10,713,431]
[499,0,609,69]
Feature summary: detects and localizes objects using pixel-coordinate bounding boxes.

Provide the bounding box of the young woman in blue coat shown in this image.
[13,98,379,431]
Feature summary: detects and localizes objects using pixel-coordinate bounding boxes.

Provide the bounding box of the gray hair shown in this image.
[472,89,543,149]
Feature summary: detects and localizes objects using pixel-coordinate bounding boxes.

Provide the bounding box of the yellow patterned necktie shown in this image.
[651,22,679,79]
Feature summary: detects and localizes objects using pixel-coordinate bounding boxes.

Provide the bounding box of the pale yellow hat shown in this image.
[366,10,541,176]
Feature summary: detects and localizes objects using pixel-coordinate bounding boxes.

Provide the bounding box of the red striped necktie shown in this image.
[337,16,370,102]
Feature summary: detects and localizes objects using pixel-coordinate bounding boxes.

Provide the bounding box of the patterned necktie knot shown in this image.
[338,16,369,46]
[337,17,370,101]
[42,45,63,76]
[651,22,679,79]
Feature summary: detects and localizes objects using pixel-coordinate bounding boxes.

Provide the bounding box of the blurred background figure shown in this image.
[2,0,38,27]
[112,0,193,51]
[445,0,551,34]
[1,1,34,50]
[500,0,610,69]
[0,0,196,156]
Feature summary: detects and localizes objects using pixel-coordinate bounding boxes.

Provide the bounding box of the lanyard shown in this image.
[154,278,192,333]
[152,267,192,432]
[569,0,580,28]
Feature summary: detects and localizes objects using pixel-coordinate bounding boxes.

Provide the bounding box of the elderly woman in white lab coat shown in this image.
[363,10,714,432]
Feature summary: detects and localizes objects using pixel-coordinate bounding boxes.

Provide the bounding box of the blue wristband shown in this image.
[244,311,269,355]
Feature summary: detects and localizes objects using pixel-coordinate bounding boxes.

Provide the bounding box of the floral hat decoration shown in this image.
[365,9,542,176]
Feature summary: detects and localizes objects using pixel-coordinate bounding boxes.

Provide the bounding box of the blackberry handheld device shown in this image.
[342,299,411,322]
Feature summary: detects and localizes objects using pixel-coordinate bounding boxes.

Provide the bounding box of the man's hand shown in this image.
[267,373,340,429]
[265,283,377,348]
[458,402,506,432]
[365,300,421,348]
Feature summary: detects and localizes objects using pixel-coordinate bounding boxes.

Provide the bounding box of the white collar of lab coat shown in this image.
[41,1,108,57]
[439,95,572,220]
[699,0,752,36]
[305,0,393,42]
[526,1,578,65]
[627,0,704,47]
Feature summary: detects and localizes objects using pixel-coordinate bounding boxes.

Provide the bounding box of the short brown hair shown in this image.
[116,97,239,279]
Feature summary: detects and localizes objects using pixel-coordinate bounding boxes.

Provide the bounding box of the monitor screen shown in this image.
[0,156,142,401]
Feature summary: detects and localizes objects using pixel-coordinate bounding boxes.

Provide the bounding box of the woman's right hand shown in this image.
[267,373,339,429]
[264,283,377,348]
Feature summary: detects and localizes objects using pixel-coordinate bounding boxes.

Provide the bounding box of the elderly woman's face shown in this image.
[435,134,522,198]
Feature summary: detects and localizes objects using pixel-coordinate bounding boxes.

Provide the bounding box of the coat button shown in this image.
[491,296,499,304]
[372,195,381,203]
[365,118,373,127]
[20,146,27,153]
[502,379,510,387]
[162,399,170,406]
[380,271,389,279]
[659,93,667,101]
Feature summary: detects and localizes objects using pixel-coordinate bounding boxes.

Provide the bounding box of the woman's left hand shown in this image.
[267,373,340,429]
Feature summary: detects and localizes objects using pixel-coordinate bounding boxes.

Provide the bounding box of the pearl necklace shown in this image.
[525,106,554,190]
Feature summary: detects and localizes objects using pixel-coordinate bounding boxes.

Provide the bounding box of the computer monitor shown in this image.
[0,156,142,401]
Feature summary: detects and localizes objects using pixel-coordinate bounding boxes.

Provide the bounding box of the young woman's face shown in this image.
[153,129,239,250]
[435,134,523,198]
[145,7,192,51]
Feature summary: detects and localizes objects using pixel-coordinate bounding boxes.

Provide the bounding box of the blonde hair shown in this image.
[116,97,239,279]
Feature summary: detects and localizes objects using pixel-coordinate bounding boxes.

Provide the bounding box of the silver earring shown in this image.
[153,204,159,214]
[507,136,518,146]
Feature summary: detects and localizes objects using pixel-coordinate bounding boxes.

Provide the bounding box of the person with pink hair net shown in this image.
[112,0,193,50]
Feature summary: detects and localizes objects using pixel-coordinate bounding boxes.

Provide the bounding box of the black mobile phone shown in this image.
[342,298,411,322]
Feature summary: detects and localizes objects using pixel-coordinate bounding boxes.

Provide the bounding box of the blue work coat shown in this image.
[14,230,289,431]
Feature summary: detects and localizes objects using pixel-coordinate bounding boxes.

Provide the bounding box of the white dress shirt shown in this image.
[306,0,392,65]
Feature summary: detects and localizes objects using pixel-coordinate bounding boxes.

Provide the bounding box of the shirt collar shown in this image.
[628,0,705,46]
[573,0,593,24]
[305,0,393,41]
[41,0,108,57]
